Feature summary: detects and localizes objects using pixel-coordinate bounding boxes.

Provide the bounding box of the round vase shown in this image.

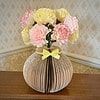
[23,47,73,93]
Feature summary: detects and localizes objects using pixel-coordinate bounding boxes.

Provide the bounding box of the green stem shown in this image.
[45,24,56,48]
[47,42,51,48]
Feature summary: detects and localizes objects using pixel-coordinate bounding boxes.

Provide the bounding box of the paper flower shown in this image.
[29,24,48,47]
[69,30,79,43]
[52,24,70,44]
[55,8,69,22]
[33,8,56,24]
[20,8,79,48]
[21,26,31,45]
[64,15,79,34]
[20,10,34,28]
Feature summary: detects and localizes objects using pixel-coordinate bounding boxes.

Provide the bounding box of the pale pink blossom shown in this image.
[29,24,48,47]
[52,24,70,45]
[20,10,34,28]
[64,15,78,34]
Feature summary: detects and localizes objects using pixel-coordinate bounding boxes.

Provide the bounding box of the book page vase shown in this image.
[23,47,73,93]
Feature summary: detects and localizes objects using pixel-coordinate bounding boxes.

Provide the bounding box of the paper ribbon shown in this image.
[36,49,61,60]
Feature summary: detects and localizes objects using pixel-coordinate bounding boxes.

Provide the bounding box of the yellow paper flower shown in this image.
[33,8,56,24]
[55,8,70,22]
[21,26,31,45]
[69,30,79,43]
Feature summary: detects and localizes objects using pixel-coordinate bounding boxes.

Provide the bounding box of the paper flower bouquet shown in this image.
[20,8,79,93]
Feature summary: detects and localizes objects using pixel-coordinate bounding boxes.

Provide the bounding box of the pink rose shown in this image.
[20,10,34,28]
[52,24,70,44]
[29,24,48,47]
[64,15,78,34]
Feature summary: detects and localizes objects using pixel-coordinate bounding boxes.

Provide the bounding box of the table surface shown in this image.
[0,71,100,100]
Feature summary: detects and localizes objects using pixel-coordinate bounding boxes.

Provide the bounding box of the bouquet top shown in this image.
[20,8,79,48]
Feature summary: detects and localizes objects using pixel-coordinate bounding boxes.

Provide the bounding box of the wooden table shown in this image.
[0,71,100,100]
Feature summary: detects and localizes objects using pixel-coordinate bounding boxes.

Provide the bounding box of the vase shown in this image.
[23,46,73,93]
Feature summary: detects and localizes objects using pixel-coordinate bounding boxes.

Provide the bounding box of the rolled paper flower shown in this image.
[20,10,34,28]
[33,8,56,24]
[29,24,48,47]
[52,24,70,45]
[55,8,69,22]
[21,26,31,45]
[64,15,79,34]
[69,30,79,43]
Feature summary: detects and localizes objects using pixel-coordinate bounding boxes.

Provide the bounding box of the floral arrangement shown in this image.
[21,8,79,93]
[20,8,79,49]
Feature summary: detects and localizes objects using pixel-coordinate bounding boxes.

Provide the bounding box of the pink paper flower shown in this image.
[52,24,70,44]
[29,24,48,47]
[20,10,34,28]
[64,15,78,34]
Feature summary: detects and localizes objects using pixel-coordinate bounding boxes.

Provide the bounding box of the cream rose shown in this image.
[55,8,69,22]
[33,8,56,24]
[21,26,31,45]
[69,30,79,43]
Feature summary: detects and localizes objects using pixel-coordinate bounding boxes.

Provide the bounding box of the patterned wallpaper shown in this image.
[0,0,30,53]
[0,0,100,60]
